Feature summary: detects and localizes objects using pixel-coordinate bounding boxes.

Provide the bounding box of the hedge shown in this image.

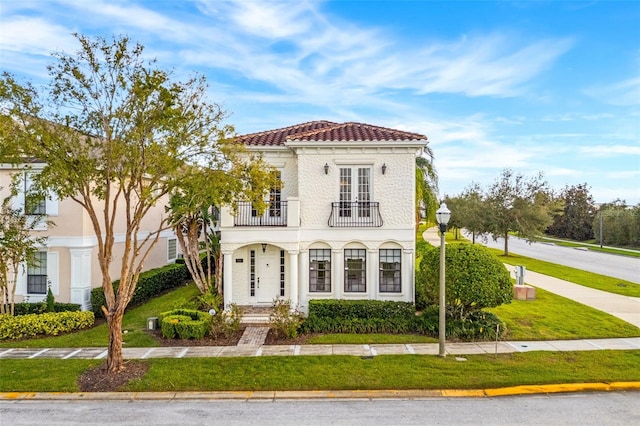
[159,309,211,339]
[0,311,95,340]
[91,262,190,317]
[3,302,81,316]
[303,300,416,334]
[413,306,505,340]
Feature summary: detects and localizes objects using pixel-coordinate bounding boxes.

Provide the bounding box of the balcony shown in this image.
[328,201,383,227]
[220,198,300,228]
[234,201,288,226]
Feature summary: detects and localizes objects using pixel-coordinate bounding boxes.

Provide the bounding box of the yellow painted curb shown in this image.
[1,383,639,401]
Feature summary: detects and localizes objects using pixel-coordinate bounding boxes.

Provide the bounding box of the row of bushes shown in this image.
[2,302,81,316]
[0,311,95,340]
[302,299,504,340]
[91,262,190,317]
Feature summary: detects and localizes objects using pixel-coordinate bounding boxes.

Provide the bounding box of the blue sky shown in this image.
[1,0,639,204]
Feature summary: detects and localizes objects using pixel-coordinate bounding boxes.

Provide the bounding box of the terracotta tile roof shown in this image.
[235,121,427,146]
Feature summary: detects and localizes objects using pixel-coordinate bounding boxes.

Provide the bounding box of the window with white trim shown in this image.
[167,238,177,261]
[344,249,366,292]
[27,252,48,294]
[309,249,331,292]
[379,249,401,293]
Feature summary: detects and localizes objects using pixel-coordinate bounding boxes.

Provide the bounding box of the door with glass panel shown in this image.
[339,167,371,223]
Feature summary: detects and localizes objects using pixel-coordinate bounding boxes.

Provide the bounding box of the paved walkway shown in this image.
[422,227,640,328]
[1,337,639,360]
[237,327,269,346]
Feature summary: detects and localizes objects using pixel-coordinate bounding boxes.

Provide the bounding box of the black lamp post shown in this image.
[435,202,451,357]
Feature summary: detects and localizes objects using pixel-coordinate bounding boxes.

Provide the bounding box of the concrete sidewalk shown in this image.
[421,227,640,328]
[2,337,639,360]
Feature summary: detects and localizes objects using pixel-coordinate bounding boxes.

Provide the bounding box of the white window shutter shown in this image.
[46,191,59,216]
[12,179,25,212]
[15,262,27,296]
[47,251,59,295]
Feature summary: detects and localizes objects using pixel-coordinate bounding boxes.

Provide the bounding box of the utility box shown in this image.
[514,265,526,286]
[147,317,158,330]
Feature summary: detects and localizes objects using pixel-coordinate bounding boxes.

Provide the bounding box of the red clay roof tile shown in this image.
[235,121,427,146]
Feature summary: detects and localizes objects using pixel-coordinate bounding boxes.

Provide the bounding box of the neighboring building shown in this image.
[219,121,427,312]
[0,161,178,310]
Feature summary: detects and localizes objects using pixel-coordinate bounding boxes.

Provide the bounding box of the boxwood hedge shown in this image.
[91,262,190,317]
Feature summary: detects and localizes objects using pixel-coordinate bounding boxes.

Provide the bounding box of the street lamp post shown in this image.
[435,202,451,358]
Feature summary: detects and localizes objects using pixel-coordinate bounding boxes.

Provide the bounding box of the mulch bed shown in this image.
[147,327,245,346]
[78,360,149,392]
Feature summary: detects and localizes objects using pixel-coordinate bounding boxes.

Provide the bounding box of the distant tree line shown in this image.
[445,170,639,252]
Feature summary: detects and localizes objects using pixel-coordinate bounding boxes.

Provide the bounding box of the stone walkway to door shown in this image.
[237,327,270,346]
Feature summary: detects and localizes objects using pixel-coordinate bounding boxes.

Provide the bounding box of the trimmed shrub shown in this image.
[46,288,55,313]
[412,307,504,340]
[417,244,512,318]
[6,303,81,316]
[159,309,211,339]
[269,299,303,339]
[0,311,95,340]
[91,262,190,317]
[303,299,415,334]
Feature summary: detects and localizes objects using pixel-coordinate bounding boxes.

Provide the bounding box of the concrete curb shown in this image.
[2,382,639,401]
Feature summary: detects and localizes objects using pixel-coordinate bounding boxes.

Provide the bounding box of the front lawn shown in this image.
[487,249,640,298]
[2,350,639,392]
[489,287,640,340]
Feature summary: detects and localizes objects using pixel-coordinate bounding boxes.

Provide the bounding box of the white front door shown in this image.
[256,246,281,303]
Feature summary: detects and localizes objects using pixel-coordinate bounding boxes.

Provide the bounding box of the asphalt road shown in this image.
[466,232,640,284]
[2,392,639,425]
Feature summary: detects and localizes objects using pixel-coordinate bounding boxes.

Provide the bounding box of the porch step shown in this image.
[239,306,273,325]
[237,326,270,346]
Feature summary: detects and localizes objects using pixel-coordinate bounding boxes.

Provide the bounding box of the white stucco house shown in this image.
[219,121,428,312]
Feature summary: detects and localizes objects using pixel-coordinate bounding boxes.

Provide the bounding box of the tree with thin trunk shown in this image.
[167,163,277,296]
[484,169,559,256]
[0,34,233,374]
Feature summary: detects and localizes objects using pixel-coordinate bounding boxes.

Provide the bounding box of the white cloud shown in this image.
[580,145,640,156]
[585,76,640,106]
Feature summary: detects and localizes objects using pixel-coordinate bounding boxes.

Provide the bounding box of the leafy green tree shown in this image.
[417,244,512,319]
[445,183,488,241]
[167,163,277,295]
[593,200,640,247]
[416,147,438,228]
[484,169,560,255]
[547,183,595,241]
[0,34,242,373]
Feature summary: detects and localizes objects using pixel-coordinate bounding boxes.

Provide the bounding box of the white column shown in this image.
[298,249,308,310]
[288,250,299,308]
[404,249,414,303]
[223,251,233,308]
[69,248,93,310]
[368,249,378,300]
[333,249,342,298]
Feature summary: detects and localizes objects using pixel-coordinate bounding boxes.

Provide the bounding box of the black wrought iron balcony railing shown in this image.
[234,201,288,226]
[328,201,383,227]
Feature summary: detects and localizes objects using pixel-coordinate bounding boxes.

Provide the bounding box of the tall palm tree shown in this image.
[416,146,438,229]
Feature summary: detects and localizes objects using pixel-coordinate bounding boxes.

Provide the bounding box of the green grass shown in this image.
[488,287,640,340]
[307,334,437,344]
[0,283,201,349]
[2,351,639,392]
[537,237,640,258]
[486,249,640,298]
